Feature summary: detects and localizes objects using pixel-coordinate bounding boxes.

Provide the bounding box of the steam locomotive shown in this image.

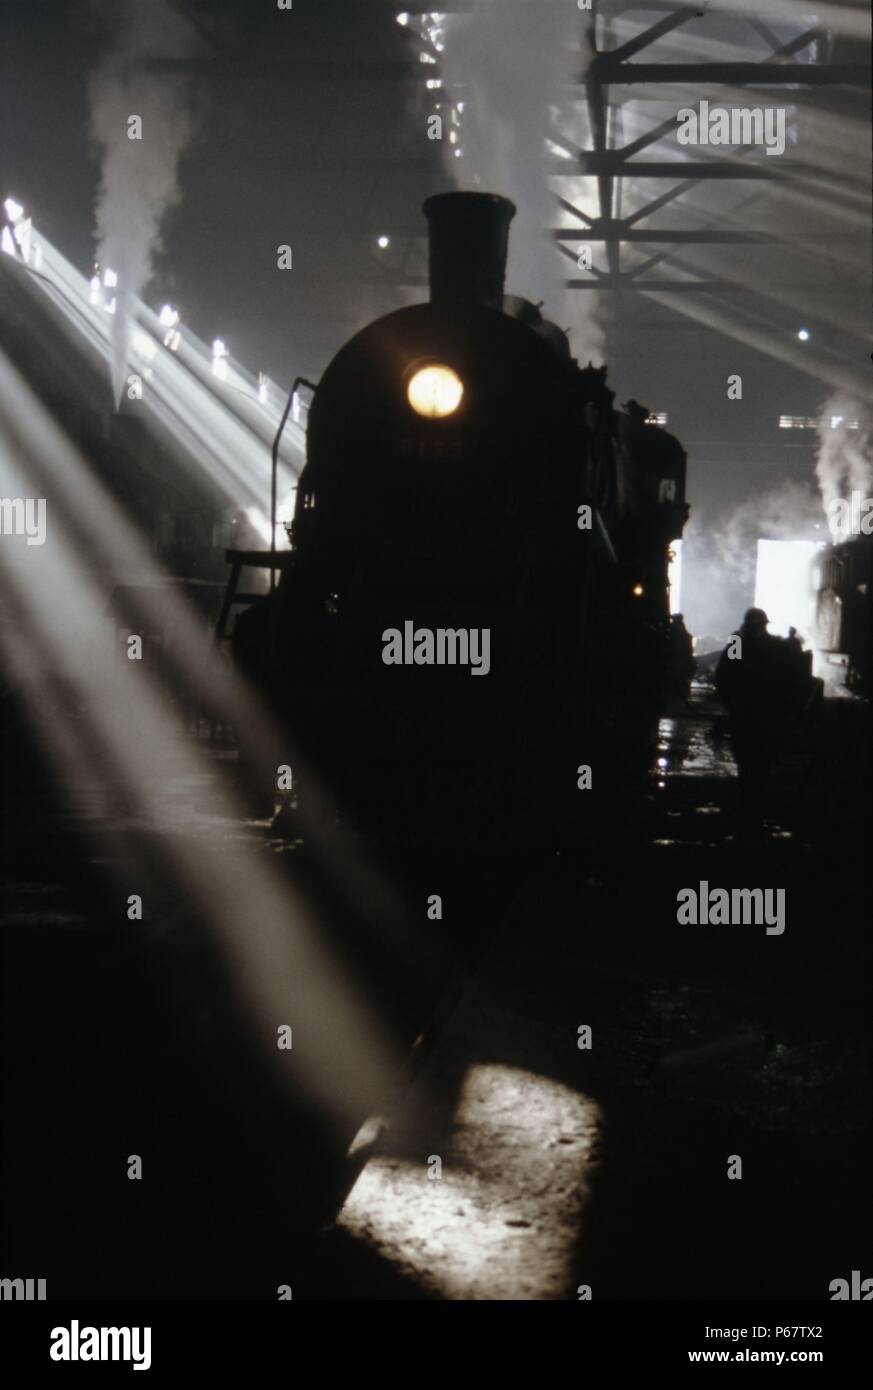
[232,193,689,847]
[814,534,873,697]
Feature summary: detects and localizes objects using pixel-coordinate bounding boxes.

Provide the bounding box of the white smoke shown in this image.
[714,480,825,586]
[89,0,202,406]
[680,482,827,640]
[814,394,873,536]
[440,0,604,363]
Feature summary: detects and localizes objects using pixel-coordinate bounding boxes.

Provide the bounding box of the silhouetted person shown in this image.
[668,613,696,703]
[784,625,818,704]
[715,608,801,829]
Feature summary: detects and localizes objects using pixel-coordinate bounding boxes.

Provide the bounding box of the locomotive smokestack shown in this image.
[423,192,516,311]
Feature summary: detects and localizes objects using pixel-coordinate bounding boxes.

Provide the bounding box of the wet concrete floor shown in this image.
[319,687,871,1299]
[0,686,869,1299]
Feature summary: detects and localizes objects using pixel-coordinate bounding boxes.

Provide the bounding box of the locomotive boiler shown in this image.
[232,192,689,848]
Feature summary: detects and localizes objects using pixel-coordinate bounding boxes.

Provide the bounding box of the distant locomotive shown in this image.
[814,534,873,697]
[233,193,689,846]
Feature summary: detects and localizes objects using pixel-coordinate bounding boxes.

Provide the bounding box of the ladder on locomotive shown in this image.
[213,549,293,647]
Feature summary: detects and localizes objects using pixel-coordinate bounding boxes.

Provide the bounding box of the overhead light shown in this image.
[212,338,229,379]
[160,306,181,346]
[396,11,410,25]
[12,216,32,261]
[3,197,24,223]
[132,330,157,362]
[103,267,118,288]
[797,328,810,341]
[377,235,390,249]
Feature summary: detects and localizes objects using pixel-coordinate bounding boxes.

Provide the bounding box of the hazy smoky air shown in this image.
[685,398,872,639]
[714,480,826,584]
[815,394,873,528]
[682,481,826,640]
[440,0,604,363]
[88,0,202,406]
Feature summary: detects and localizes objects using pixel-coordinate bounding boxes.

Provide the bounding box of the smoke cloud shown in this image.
[682,481,826,641]
[713,480,825,587]
[88,0,202,406]
[815,394,873,535]
[687,403,873,639]
[440,0,604,363]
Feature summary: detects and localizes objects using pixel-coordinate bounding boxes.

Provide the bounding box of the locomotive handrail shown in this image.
[271,376,317,591]
[224,549,295,568]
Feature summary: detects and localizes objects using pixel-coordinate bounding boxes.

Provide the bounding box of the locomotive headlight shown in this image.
[407,364,464,419]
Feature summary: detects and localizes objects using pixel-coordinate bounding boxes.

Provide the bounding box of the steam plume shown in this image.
[713,480,825,586]
[680,482,825,639]
[440,0,604,362]
[89,0,201,406]
[815,394,873,535]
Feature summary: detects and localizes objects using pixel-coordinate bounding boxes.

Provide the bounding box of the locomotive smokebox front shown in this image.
[423,191,516,311]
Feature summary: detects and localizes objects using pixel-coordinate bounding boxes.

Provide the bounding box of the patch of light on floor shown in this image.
[337,1063,602,1300]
